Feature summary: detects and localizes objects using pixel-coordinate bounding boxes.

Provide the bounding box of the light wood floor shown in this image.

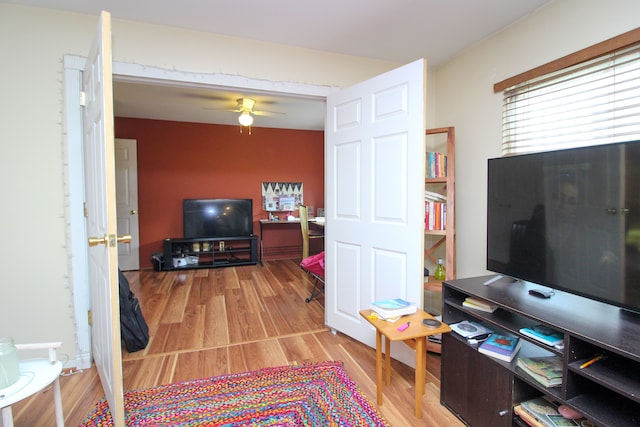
[10,260,464,426]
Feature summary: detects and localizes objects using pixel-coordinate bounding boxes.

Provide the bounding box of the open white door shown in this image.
[82,11,125,426]
[116,138,140,271]
[325,59,426,366]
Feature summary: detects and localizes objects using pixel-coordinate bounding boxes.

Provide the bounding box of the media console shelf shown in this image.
[162,236,258,270]
[441,276,640,427]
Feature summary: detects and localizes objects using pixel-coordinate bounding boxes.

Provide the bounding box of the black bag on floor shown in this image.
[118,269,150,352]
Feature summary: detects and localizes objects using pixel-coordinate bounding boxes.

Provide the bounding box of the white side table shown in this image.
[0,342,64,427]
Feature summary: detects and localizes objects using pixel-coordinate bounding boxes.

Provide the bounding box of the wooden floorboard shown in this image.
[10,260,464,426]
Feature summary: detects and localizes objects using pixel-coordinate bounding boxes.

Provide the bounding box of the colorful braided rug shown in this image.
[80,360,388,426]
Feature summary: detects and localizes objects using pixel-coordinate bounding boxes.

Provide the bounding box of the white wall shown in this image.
[433,0,640,279]
[0,4,399,364]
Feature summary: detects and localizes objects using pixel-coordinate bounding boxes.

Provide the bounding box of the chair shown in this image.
[298,205,324,260]
[300,251,325,303]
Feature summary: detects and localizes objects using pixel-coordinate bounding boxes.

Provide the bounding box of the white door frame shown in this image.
[63,57,335,366]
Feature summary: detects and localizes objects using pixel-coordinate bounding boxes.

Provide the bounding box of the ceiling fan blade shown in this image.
[201,107,242,112]
[253,110,285,117]
[181,92,231,102]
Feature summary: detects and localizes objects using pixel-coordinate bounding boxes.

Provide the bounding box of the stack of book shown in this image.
[462,296,498,313]
[426,151,447,178]
[478,334,521,362]
[514,397,587,427]
[369,298,417,320]
[519,324,564,346]
[516,356,563,388]
[424,190,447,231]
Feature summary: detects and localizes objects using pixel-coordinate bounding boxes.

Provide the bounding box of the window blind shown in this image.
[502,42,640,156]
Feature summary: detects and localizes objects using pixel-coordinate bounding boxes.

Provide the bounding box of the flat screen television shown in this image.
[487,140,640,313]
[183,198,253,238]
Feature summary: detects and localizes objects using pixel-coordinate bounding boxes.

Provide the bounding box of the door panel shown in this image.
[325,59,426,366]
[82,10,125,426]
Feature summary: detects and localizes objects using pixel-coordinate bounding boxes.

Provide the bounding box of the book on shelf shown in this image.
[516,356,563,388]
[369,298,417,319]
[450,320,493,339]
[514,404,546,427]
[426,151,447,178]
[519,324,564,346]
[424,201,447,231]
[462,296,498,313]
[517,397,583,427]
[478,334,522,362]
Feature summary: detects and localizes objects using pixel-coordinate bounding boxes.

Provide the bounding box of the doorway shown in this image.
[64,57,332,366]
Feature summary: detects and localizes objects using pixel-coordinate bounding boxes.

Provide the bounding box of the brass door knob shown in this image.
[88,234,131,247]
[88,235,108,247]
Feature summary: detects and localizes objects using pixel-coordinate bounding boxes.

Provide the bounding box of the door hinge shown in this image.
[79,91,87,107]
[83,202,88,218]
[88,310,92,326]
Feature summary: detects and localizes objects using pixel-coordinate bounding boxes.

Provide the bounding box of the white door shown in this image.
[83,11,125,426]
[116,138,140,271]
[325,59,426,365]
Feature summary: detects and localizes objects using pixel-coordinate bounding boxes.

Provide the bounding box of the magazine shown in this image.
[520,324,564,346]
[516,356,563,387]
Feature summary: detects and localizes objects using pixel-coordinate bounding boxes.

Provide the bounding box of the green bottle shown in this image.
[434,259,446,280]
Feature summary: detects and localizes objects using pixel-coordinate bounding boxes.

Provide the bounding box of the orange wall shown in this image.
[115,117,325,269]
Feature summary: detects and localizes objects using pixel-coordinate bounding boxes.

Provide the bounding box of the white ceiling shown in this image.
[9,0,553,130]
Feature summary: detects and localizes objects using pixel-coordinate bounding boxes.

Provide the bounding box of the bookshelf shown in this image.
[424,127,455,353]
[424,128,456,289]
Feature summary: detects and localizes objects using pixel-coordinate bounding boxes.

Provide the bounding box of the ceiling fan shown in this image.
[231,98,284,126]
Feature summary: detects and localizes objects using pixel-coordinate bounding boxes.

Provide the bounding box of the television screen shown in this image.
[487,140,640,312]
[184,199,253,238]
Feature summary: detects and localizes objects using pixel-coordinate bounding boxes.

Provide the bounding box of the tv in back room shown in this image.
[183,198,253,239]
[486,139,640,313]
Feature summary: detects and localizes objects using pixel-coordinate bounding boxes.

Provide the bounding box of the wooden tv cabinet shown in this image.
[441,276,640,427]
[162,236,258,270]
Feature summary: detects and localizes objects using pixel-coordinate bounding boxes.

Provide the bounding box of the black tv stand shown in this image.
[162,236,258,270]
[441,276,640,427]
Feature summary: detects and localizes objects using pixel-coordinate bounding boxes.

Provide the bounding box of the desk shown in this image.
[359,309,450,419]
[258,219,324,264]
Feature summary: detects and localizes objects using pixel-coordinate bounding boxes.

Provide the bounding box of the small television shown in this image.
[183,198,253,238]
[487,140,640,313]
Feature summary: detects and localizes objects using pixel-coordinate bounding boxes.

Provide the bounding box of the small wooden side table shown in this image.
[360,309,451,419]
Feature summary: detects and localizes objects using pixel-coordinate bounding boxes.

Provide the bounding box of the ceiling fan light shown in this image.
[238,111,254,126]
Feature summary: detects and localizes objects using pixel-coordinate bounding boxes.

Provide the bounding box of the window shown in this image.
[499,39,640,156]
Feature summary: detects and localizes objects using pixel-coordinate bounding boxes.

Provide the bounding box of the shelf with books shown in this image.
[422,127,455,356]
[442,275,640,427]
[423,127,455,282]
